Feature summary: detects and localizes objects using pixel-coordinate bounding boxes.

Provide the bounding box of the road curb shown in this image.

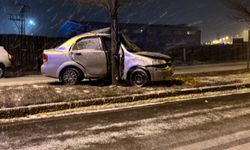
[1,83,250,119]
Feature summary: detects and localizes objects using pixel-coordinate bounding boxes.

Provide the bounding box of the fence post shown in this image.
[247,30,250,69]
[183,48,186,63]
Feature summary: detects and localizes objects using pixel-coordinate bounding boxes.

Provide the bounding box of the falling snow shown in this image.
[0,0,247,42]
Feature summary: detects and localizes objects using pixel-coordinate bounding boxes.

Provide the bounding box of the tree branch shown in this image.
[222,0,250,23]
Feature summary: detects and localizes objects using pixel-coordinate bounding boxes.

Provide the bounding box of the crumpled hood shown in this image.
[136,51,171,60]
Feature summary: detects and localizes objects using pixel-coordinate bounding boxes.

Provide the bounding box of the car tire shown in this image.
[129,68,149,87]
[61,68,82,85]
[0,64,5,78]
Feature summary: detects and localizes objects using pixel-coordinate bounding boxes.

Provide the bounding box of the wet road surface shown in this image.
[1,92,250,149]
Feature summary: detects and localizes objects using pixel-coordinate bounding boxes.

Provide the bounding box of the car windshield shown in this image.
[120,34,142,53]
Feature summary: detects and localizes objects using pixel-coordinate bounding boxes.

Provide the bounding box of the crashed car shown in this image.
[0,46,12,78]
[41,28,173,87]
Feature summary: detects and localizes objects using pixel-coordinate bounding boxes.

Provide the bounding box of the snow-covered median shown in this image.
[0,70,249,109]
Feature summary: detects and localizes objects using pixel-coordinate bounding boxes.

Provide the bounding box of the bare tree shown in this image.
[75,0,142,85]
[222,0,250,22]
[222,0,250,69]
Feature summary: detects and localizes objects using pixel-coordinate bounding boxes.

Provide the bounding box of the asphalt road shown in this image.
[1,92,250,149]
[0,61,247,86]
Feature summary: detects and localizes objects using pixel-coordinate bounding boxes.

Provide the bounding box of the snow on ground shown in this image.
[0,70,249,109]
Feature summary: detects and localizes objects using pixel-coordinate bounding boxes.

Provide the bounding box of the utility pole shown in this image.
[216,32,221,40]
[9,3,30,35]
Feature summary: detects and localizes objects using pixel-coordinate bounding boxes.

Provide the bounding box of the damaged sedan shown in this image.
[41,28,173,87]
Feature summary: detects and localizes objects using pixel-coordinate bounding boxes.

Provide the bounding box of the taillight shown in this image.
[43,54,48,62]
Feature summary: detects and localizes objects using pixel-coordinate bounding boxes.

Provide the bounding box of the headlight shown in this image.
[152,59,167,65]
[152,59,172,68]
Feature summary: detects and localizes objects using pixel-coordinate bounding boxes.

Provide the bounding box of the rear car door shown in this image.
[71,37,107,77]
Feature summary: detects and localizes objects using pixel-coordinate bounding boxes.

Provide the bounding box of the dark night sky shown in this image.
[0,0,248,42]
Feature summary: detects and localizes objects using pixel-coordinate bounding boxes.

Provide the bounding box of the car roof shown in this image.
[55,28,111,51]
[75,27,111,39]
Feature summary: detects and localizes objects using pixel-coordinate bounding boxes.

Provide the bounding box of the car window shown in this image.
[73,37,102,51]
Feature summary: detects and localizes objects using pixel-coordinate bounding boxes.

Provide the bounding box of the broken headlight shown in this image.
[152,59,167,65]
[152,59,172,68]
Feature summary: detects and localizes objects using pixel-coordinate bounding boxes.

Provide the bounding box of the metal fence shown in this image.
[164,44,248,65]
[0,34,65,75]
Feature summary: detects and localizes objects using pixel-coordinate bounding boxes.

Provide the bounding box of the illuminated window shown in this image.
[187,31,196,35]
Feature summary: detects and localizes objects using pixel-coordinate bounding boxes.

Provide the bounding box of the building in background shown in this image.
[233,38,247,51]
[233,38,244,46]
[206,36,233,45]
[59,20,201,51]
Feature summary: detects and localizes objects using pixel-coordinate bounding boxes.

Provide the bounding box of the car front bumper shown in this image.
[147,66,174,81]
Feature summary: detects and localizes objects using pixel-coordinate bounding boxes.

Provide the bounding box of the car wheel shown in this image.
[129,69,149,87]
[61,68,81,85]
[0,64,5,78]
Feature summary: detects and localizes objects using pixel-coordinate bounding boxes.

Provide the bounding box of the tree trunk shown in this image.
[110,0,119,85]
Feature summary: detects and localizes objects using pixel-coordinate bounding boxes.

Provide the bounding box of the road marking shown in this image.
[173,129,250,150]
